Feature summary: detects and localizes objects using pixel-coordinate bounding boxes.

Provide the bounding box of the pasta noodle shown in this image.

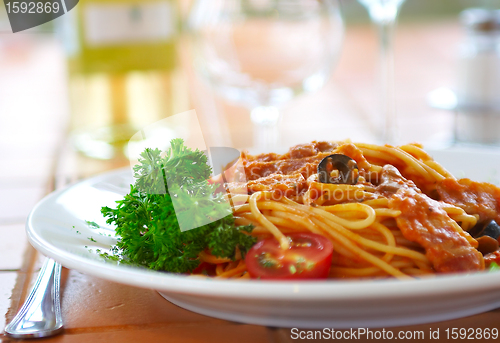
[193,141,498,280]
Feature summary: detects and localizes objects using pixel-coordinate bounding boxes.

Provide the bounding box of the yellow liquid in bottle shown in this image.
[63,0,187,159]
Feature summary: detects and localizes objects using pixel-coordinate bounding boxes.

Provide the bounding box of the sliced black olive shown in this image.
[317,154,359,185]
[469,219,500,240]
[481,220,500,240]
[468,219,500,254]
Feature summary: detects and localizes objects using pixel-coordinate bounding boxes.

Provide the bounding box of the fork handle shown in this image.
[5,258,63,338]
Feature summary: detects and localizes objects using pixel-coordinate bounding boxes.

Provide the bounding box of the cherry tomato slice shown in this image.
[245,233,333,280]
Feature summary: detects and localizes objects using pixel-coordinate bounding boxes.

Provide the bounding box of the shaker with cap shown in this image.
[456,8,500,144]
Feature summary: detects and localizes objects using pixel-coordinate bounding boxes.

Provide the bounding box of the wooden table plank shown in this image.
[0,224,29,271]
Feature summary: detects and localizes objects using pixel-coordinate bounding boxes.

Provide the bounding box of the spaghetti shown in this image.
[195,141,500,280]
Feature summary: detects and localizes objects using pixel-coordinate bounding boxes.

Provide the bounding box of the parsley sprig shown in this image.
[101,139,256,273]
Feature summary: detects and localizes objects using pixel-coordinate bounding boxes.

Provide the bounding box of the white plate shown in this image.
[26,148,500,328]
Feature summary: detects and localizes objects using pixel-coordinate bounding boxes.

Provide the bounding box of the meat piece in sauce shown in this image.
[288,141,338,159]
[225,173,307,199]
[241,144,337,180]
[375,164,419,197]
[377,165,484,273]
[245,141,337,163]
[241,142,371,181]
[249,173,307,197]
[242,157,321,181]
[437,178,500,225]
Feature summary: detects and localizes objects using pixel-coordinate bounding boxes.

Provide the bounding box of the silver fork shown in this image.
[5,258,63,338]
[4,148,84,338]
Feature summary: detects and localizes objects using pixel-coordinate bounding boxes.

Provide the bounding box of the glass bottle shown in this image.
[59,0,189,159]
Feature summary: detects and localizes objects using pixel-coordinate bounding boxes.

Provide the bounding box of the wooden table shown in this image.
[2,20,500,343]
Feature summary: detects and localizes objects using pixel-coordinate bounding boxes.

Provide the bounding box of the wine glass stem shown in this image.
[251,106,280,151]
[379,18,397,145]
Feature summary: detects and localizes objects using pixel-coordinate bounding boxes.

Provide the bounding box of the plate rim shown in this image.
[25,157,500,301]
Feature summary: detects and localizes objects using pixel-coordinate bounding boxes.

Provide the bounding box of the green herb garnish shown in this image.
[489,262,500,272]
[101,139,256,273]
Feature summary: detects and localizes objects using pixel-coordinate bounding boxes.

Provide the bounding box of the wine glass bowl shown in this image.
[189,0,344,150]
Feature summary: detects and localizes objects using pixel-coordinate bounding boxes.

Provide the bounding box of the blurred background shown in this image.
[0,0,499,159]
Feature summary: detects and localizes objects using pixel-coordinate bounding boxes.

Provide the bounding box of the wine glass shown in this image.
[357,0,405,144]
[188,0,344,151]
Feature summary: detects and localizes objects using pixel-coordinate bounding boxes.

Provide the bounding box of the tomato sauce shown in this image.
[437,178,500,225]
[378,166,484,272]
